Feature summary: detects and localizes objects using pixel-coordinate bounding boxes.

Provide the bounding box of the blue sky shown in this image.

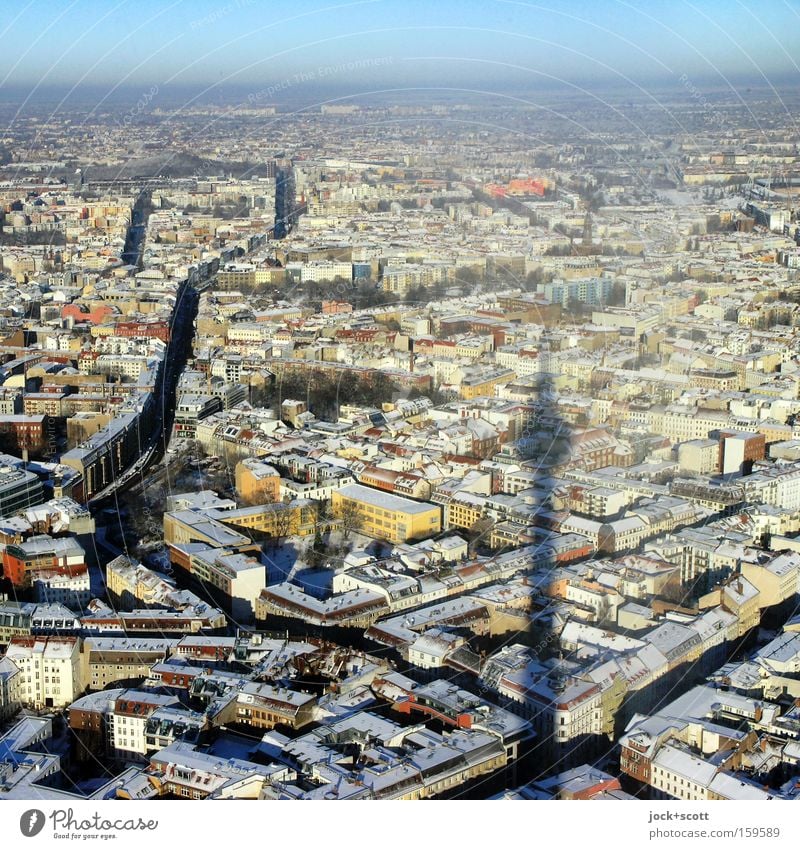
[1,0,799,96]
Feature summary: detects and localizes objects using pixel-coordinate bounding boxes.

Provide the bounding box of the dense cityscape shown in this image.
[1,6,800,814]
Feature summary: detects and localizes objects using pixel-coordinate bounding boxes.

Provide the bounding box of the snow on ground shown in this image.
[262,540,301,584]
[292,568,334,597]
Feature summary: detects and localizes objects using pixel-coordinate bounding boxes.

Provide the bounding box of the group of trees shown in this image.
[376,198,419,212]
[180,200,249,220]
[252,364,446,422]
[297,277,395,310]
[296,274,473,310]
[273,367,400,421]
[403,280,448,304]
[290,263,538,311]
[0,229,66,247]
[303,499,363,568]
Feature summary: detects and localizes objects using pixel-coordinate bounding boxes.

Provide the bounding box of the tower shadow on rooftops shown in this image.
[513,365,575,611]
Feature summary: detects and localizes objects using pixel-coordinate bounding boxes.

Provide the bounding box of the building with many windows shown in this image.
[5,636,85,710]
[1,534,86,590]
[332,483,441,543]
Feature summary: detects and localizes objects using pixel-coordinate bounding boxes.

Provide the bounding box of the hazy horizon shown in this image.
[1,0,798,105]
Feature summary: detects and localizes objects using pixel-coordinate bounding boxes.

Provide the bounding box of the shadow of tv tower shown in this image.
[515,362,574,591]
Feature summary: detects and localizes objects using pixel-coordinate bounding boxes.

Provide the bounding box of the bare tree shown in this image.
[468,516,494,554]
[340,500,364,541]
[270,502,294,549]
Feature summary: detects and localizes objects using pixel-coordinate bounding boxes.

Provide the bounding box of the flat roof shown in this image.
[337,483,439,514]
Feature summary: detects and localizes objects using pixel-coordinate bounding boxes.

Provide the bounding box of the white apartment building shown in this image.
[109,691,180,761]
[6,636,85,710]
[0,656,22,721]
[226,323,273,344]
[285,260,352,283]
[33,569,91,609]
[745,463,800,511]
[90,354,154,381]
[650,743,715,800]
[678,439,719,475]
[189,548,266,621]
[655,407,733,444]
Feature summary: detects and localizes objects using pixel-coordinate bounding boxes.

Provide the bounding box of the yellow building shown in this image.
[444,493,485,531]
[163,511,253,548]
[741,556,799,609]
[332,483,441,544]
[459,368,516,400]
[235,458,281,504]
[218,501,317,538]
[164,502,317,547]
[84,640,170,692]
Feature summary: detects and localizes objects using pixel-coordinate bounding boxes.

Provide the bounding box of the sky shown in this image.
[1,0,799,102]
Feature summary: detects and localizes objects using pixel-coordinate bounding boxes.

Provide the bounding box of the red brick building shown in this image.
[113,321,171,342]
